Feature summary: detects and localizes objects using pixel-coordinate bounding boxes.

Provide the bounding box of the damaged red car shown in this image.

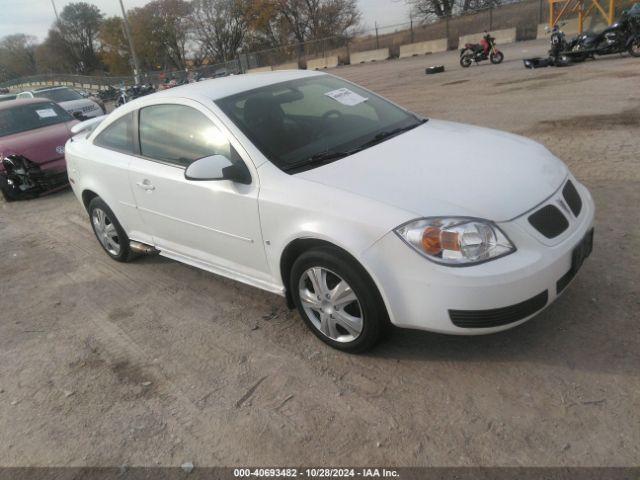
[0,98,78,201]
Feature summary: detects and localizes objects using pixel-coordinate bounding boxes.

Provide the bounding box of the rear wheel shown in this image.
[490,51,504,64]
[88,197,132,262]
[460,54,473,68]
[290,246,389,353]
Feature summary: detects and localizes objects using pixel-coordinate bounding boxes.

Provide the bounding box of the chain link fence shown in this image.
[2,0,636,91]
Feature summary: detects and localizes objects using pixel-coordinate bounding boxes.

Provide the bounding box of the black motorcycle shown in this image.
[548,24,573,65]
[566,5,640,59]
[116,83,155,107]
[97,85,119,102]
[459,32,504,67]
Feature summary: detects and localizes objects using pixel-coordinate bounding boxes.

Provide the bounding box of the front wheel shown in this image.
[460,54,473,68]
[490,51,504,64]
[88,197,132,262]
[628,38,640,57]
[290,246,389,353]
[0,175,20,202]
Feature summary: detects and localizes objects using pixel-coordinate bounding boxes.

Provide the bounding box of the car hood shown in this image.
[0,121,77,165]
[295,120,567,222]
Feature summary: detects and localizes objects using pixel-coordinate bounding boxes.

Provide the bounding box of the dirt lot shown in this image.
[1,39,639,468]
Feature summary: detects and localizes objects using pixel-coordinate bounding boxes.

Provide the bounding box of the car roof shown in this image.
[152,70,323,102]
[0,97,52,111]
[33,86,68,92]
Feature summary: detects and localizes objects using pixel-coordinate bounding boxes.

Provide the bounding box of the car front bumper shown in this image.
[361,179,595,335]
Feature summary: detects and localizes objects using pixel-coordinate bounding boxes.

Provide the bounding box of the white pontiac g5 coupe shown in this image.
[66,70,594,352]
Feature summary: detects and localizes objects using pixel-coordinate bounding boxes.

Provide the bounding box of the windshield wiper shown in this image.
[354,118,428,152]
[283,118,427,173]
[283,150,352,172]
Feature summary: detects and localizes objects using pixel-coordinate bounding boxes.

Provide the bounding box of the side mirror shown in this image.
[185,154,251,184]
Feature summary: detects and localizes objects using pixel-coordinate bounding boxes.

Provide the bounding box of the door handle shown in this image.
[136,180,155,191]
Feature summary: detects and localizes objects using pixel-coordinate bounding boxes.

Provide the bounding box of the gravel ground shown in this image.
[0,39,639,468]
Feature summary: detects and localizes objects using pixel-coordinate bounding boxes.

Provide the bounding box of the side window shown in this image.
[17,92,32,99]
[94,113,134,153]
[139,104,233,167]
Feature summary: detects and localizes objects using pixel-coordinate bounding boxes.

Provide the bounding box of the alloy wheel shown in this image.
[92,207,121,256]
[298,267,364,343]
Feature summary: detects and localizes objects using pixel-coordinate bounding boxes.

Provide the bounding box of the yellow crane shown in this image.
[548,0,618,32]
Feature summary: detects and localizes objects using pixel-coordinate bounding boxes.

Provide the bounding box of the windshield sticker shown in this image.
[36,108,58,119]
[324,88,368,106]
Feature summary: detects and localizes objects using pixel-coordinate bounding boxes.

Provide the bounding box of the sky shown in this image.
[0,0,412,42]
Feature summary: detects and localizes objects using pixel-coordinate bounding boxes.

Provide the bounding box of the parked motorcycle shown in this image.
[460,31,504,67]
[566,5,640,59]
[523,22,574,68]
[97,85,119,102]
[116,83,155,107]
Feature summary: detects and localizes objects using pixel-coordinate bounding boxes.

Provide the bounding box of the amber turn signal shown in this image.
[421,227,461,255]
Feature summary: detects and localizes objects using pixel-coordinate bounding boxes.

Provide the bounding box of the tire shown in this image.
[0,175,20,202]
[290,246,389,353]
[426,65,445,74]
[628,38,640,57]
[87,197,132,262]
[490,51,504,64]
[460,54,473,68]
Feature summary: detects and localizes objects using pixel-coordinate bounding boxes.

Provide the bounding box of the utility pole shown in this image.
[118,0,141,84]
[51,0,60,21]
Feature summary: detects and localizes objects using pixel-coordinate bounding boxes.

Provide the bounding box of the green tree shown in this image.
[57,2,105,72]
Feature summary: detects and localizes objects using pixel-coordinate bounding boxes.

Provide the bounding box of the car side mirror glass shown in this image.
[185,154,251,184]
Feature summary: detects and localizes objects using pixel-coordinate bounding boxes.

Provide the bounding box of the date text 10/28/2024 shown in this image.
[233,468,400,478]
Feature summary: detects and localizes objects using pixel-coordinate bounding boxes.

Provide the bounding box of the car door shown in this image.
[127,99,274,290]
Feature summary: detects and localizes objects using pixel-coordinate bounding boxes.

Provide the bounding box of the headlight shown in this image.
[394,217,515,266]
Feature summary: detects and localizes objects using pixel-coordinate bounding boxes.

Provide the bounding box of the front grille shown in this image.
[528,205,569,238]
[562,180,582,217]
[449,291,549,328]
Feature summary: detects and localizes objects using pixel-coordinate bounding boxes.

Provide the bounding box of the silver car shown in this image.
[17,86,104,119]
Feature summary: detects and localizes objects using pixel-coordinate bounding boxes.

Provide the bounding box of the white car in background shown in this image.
[65,70,594,352]
[17,86,104,119]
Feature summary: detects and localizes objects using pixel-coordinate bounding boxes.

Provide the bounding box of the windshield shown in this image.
[0,102,73,137]
[0,94,17,102]
[215,75,424,173]
[35,88,83,102]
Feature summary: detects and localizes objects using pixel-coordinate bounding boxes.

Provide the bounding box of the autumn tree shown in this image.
[0,34,38,81]
[190,0,248,62]
[99,17,132,75]
[407,0,501,22]
[129,0,192,71]
[247,0,360,48]
[34,29,78,73]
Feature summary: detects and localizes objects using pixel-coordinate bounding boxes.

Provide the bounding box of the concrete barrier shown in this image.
[458,28,516,47]
[350,48,389,64]
[306,55,339,70]
[399,38,448,58]
[273,62,299,70]
[247,66,273,73]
